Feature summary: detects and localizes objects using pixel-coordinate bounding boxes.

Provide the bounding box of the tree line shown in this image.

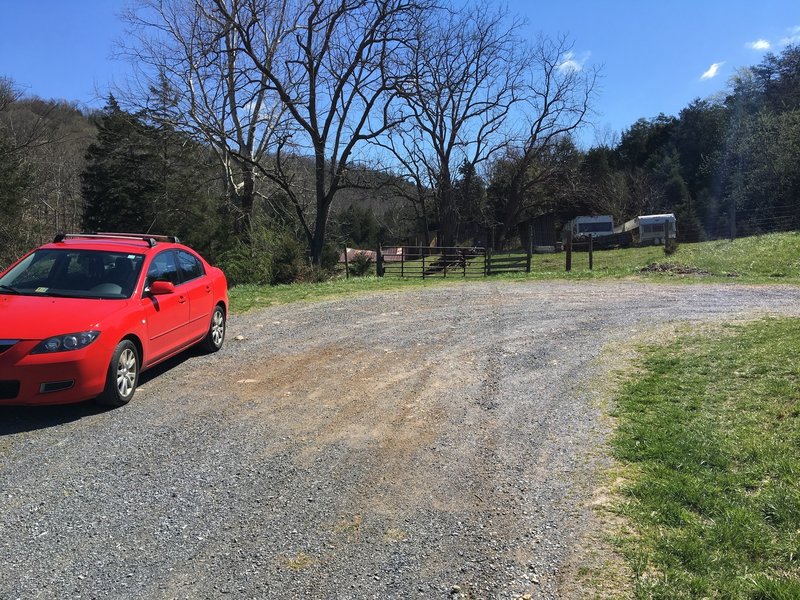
[1,1,798,279]
[572,45,800,242]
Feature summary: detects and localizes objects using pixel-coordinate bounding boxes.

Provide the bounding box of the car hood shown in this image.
[0,294,131,340]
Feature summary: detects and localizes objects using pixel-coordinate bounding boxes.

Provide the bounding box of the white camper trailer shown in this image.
[619,213,677,245]
[562,215,615,242]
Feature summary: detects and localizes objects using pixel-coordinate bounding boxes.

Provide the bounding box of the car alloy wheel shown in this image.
[201,306,226,353]
[116,347,137,399]
[210,309,225,348]
[97,339,139,407]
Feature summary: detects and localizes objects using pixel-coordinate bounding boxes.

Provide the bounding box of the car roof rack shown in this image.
[53,232,181,247]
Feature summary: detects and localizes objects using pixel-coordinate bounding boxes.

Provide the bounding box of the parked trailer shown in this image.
[561,215,615,243]
[618,213,677,245]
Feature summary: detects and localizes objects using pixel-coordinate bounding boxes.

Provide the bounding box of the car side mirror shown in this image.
[148,280,175,295]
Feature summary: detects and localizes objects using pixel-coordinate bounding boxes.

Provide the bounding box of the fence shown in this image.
[379,246,487,278]
[485,250,532,275]
[378,246,536,278]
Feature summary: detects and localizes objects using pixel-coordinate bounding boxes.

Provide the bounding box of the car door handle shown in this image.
[178,295,187,304]
[205,285,212,294]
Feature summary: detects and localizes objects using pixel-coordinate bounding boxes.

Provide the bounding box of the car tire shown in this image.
[96,340,139,407]
[200,305,226,353]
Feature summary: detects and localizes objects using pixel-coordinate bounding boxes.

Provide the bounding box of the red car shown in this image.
[0,233,228,407]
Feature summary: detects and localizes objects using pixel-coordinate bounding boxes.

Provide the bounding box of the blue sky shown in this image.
[516,0,800,145]
[1,0,798,147]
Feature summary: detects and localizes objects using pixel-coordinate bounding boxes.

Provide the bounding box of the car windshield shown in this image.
[0,249,145,299]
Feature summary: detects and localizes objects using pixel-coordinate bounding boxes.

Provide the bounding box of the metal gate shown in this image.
[379,246,486,278]
[378,246,534,278]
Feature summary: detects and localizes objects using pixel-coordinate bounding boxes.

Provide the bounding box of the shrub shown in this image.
[218,225,306,286]
[348,251,373,277]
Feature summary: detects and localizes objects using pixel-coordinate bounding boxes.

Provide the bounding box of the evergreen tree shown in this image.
[82,96,223,254]
[82,97,160,233]
[653,149,704,242]
[337,204,384,249]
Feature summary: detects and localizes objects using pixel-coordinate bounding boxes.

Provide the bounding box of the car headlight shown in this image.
[32,331,101,354]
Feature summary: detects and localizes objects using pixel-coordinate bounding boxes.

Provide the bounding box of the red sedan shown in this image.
[0,233,228,407]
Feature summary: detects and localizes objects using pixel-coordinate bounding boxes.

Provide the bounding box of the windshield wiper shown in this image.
[37,290,75,298]
[0,284,19,295]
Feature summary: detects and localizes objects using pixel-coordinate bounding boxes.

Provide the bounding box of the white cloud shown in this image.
[558,51,588,72]
[700,62,724,80]
[746,39,771,50]
[780,25,800,46]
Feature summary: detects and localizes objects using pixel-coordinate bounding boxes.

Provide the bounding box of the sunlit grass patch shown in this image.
[228,232,800,313]
[610,318,800,599]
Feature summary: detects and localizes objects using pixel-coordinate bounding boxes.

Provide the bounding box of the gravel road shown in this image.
[2,280,800,600]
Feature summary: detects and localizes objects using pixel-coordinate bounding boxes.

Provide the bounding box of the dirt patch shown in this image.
[639,262,713,275]
[3,281,800,600]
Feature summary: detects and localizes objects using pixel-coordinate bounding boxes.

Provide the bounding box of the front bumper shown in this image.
[0,340,109,405]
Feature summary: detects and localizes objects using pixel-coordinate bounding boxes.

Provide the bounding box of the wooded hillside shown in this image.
[1,1,798,279]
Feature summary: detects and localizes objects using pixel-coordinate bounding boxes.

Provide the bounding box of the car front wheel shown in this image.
[200,305,226,353]
[96,340,139,407]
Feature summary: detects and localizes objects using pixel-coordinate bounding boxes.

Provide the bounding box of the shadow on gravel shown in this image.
[0,402,108,436]
[0,349,202,436]
[137,348,198,387]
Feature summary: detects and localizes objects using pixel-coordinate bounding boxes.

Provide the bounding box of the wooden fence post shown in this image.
[588,234,593,270]
[526,221,533,273]
[377,246,384,277]
[343,247,349,279]
[566,230,572,272]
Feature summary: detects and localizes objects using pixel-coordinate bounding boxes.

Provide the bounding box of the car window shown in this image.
[0,249,144,299]
[146,251,181,288]
[6,252,58,288]
[177,250,204,282]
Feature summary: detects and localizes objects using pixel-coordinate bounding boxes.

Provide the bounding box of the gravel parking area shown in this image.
[2,280,800,600]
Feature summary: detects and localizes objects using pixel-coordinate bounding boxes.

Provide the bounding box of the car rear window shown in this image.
[177,250,204,282]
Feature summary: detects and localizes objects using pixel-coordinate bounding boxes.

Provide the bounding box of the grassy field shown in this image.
[228,274,449,312]
[611,318,800,599]
[524,231,800,281]
[229,232,800,313]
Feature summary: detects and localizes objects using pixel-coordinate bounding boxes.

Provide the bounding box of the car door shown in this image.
[176,250,214,340]
[141,250,191,364]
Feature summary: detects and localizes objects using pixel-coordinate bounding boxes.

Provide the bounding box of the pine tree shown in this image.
[81,97,224,254]
[82,97,161,233]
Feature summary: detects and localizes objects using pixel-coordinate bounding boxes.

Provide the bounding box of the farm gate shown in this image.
[378,246,533,278]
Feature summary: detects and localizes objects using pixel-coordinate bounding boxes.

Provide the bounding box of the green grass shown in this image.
[527,232,800,281]
[228,274,448,312]
[228,232,800,313]
[611,318,800,599]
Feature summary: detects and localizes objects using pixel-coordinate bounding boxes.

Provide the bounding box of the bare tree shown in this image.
[377,3,524,247]
[627,167,663,216]
[0,78,60,157]
[0,77,20,113]
[0,91,95,264]
[204,0,425,264]
[491,35,597,248]
[119,0,294,232]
